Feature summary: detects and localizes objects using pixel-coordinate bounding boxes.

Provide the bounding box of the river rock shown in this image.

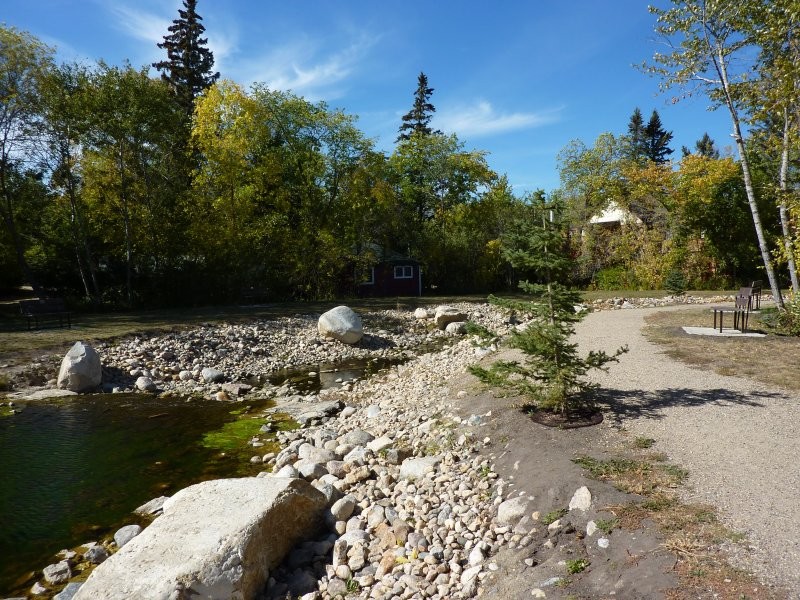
[497,496,530,525]
[445,321,467,334]
[569,486,592,511]
[73,478,326,600]
[83,545,109,565]
[134,496,169,516]
[318,306,363,345]
[57,342,102,392]
[135,376,157,392]
[201,368,225,383]
[43,560,72,584]
[413,308,430,319]
[113,524,142,548]
[434,306,468,330]
[399,455,442,480]
[54,582,83,600]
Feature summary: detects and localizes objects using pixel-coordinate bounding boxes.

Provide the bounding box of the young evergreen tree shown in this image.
[643,109,674,163]
[469,192,627,418]
[152,0,219,117]
[626,107,647,162]
[396,72,441,142]
[680,133,719,158]
[694,132,719,158]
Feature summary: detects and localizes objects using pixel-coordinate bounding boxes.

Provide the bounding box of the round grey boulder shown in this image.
[57,341,102,393]
[113,524,142,548]
[318,306,363,345]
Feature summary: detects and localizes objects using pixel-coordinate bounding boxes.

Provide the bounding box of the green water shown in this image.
[0,393,273,595]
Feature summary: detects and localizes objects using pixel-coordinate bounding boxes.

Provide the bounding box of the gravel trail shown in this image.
[574,306,800,593]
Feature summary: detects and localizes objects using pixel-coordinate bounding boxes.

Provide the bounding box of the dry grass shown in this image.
[643,308,800,392]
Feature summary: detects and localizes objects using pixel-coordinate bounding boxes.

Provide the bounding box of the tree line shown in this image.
[0,0,798,308]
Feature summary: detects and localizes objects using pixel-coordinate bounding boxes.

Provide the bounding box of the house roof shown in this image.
[589,201,643,225]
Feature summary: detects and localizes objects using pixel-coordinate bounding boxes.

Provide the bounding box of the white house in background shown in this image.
[588,200,643,226]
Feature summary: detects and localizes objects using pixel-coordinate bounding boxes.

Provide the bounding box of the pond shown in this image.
[0,393,274,595]
[0,352,411,596]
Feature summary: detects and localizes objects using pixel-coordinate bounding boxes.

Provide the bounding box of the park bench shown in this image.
[19,298,72,330]
[749,280,763,310]
[711,287,751,333]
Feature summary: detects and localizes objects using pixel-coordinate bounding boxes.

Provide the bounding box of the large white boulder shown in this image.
[57,342,102,392]
[318,306,363,344]
[434,306,468,330]
[73,477,326,600]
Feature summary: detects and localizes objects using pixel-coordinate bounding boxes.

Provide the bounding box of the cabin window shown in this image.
[357,267,375,285]
[394,265,413,279]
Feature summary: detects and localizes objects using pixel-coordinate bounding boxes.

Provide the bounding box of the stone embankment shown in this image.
[8,294,740,598]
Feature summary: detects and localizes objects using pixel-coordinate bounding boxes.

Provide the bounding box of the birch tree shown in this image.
[644,0,785,307]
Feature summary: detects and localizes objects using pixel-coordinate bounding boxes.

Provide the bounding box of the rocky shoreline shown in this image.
[2,294,740,599]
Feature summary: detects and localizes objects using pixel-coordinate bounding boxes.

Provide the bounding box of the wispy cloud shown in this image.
[238,33,379,100]
[106,3,170,47]
[436,101,562,137]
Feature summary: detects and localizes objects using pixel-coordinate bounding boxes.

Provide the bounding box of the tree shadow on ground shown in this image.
[595,386,788,421]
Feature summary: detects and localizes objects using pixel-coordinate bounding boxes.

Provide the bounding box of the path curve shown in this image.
[574,306,800,593]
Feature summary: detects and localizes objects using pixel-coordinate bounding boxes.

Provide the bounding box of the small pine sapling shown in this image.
[470,192,627,418]
[664,268,687,296]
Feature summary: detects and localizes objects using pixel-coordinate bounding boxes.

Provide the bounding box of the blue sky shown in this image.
[5,0,736,193]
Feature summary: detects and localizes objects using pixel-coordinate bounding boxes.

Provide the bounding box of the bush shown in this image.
[593,266,638,290]
[777,295,800,336]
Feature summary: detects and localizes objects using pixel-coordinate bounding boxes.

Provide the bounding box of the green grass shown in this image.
[541,507,568,525]
[566,558,590,574]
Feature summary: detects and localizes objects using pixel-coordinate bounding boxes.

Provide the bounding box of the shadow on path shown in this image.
[595,386,788,421]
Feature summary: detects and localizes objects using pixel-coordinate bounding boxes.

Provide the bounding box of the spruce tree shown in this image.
[643,109,674,163]
[152,0,219,116]
[694,132,720,158]
[397,72,441,142]
[469,193,627,418]
[626,107,647,162]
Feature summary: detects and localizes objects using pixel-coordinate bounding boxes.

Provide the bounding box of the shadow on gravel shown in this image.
[596,386,787,420]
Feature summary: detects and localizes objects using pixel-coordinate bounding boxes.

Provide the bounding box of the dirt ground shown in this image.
[447,362,790,600]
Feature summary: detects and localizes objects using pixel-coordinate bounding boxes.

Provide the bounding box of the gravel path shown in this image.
[574,305,800,593]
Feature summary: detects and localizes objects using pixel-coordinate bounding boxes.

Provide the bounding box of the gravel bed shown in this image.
[575,305,800,592]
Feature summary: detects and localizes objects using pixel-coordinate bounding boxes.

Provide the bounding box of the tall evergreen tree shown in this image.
[643,109,674,163]
[152,0,219,117]
[397,72,441,142]
[626,107,647,162]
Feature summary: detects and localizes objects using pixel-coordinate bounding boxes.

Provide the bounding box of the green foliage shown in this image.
[152,0,219,116]
[594,518,618,534]
[593,267,638,291]
[634,436,656,449]
[476,193,627,416]
[541,508,568,525]
[566,558,590,574]
[464,320,495,341]
[664,269,687,296]
[776,295,800,336]
[397,72,440,142]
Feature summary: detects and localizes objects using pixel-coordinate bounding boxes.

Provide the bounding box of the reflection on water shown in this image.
[0,393,270,595]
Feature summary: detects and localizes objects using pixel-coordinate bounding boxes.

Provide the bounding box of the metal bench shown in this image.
[711,290,751,333]
[19,298,72,330]
[749,280,763,310]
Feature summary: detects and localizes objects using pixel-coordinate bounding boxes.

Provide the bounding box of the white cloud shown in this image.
[436,101,562,137]
[106,3,170,47]
[237,33,379,100]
